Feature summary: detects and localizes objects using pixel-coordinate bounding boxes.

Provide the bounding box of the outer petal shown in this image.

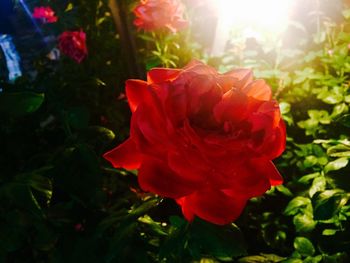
[251,158,283,186]
[176,188,247,225]
[103,138,142,169]
[138,157,195,198]
[249,101,286,159]
[225,68,253,89]
[183,60,217,75]
[220,158,282,198]
[131,99,170,157]
[125,79,149,112]
[147,68,181,84]
[242,79,272,101]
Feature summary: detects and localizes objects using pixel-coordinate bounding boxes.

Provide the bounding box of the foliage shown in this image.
[1,0,350,262]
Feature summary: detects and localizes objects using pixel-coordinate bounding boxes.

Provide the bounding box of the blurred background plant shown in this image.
[1,0,350,262]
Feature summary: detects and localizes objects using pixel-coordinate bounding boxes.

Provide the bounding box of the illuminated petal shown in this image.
[243,79,272,101]
[213,89,248,123]
[147,68,181,83]
[103,138,142,170]
[125,79,149,112]
[225,68,253,89]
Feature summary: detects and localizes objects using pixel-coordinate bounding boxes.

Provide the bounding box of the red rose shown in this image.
[133,0,188,33]
[104,61,286,225]
[32,6,58,24]
[58,31,87,63]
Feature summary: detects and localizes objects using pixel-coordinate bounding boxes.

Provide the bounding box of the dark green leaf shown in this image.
[0,92,44,117]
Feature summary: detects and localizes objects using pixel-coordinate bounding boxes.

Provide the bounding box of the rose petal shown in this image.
[213,89,248,123]
[243,79,272,101]
[222,159,275,197]
[147,68,181,84]
[130,92,171,156]
[125,80,149,112]
[165,84,187,126]
[168,151,208,184]
[138,157,195,198]
[176,188,247,225]
[183,61,217,75]
[253,159,284,186]
[103,138,142,169]
[225,68,253,89]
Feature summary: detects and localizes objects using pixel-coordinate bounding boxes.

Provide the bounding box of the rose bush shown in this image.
[133,0,188,33]
[104,60,286,225]
[58,30,87,63]
[32,6,58,24]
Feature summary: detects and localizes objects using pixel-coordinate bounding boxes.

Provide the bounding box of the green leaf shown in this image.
[65,2,74,11]
[128,198,159,218]
[282,259,303,263]
[304,255,322,263]
[239,254,285,262]
[298,173,320,184]
[322,229,338,236]
[309,176,326,197]
[331,103,348,117]
[293,237,315,256]
[293,213,316,233]
[138,215,167,236]
[279,102,291,114]
[188,220,247,261]
[276,185,293,197]
[322,94,343,104]
[324,158,349,173]
[284,197,312,216]
[314,190,344,220]
[303,156,318,168]
[82,126,116,144]
[327,144,350,157]
[0,92,44,117]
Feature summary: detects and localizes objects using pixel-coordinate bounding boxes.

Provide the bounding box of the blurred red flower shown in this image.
[32,6,58,23]
[58,31,87,63]
[104,60,286,225]
[133,0,188,33]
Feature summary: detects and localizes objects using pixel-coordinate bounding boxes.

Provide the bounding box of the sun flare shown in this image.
[211,0,294,54]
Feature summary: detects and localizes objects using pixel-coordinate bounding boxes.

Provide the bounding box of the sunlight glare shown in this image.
[218,0,293,31]
[211,0,294,54]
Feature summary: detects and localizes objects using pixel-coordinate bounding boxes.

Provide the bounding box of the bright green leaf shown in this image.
[324,158,349,173]
[294,237,315,256]
[309,176,326,197]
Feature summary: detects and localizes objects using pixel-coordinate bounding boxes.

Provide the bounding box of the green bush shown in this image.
[0,0,350,262]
